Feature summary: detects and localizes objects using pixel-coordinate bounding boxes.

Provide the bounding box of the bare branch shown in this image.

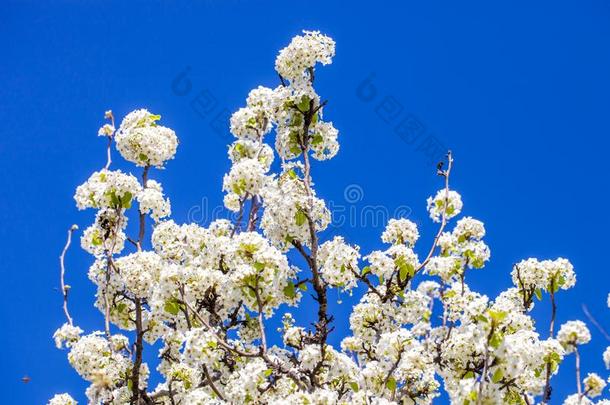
[59,224,78,326]
[582,303,610,341]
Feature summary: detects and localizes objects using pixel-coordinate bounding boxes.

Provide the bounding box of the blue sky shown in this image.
[2,0,610,403]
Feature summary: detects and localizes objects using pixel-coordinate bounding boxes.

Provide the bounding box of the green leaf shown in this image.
[121,192,133,209]
[444,290,457,299]
[287,169,298,179]
[311,134,324,146]
[462,371,475,379]
[385,376,397,391]
[399,265,409,282]
[361,266,371,276]
[240,243,258,254]
[164,299,181,315]
[253,262,265,271]
[139,153,148,162]
[283,282,296,299]
[298,283,308,291]
[234,143,247,157]
[295,209,307,226]
[109,191,120,207]
[489,332,503,349]
[263,369,273,377]
[297,96,310,112]
[91,234,103,246]
[534,288,543,301]
[476,315,488,323]
[492,368,504,383]
[488,310,507,324]
[349,381,359,392]
[396,256,415,282]
[289,145,302,156]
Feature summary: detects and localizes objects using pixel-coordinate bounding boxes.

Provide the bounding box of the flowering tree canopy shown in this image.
[50,31,610,405]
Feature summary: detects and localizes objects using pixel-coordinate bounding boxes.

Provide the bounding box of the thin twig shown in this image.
[59,224,78,326]
[582,303,610,341]
[542,280,557,403]
[416,151,453,274]
[103,111,115,170]
[202,365,225,400]
[574,345,582,396]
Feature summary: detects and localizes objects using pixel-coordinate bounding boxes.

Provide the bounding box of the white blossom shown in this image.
[275,30,335,81]
[53,323,83,349]
[583,373,607,398]
[116,109,178,167]
[426,189,462,222]
[74,169,141,210]
[137,179,171,222]
[381,218,419,246]
[557,320,591,352]
[318,236,360,290]
[48,393,77,405]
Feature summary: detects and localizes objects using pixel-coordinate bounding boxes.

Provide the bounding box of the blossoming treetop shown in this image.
[50,31,609,405]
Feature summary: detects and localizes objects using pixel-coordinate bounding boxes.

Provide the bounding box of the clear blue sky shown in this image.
[2,1,610,403]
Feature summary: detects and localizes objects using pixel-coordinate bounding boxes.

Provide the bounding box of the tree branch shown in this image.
[59,224,78,326]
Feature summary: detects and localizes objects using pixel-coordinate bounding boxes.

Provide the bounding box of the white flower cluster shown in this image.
[97,123,115,137]
[47,393,77,405]
[74,169,141,210]
[583,373,607,398]
[80,208,127,257]
[309,121,339,161]
[53,323,83,349]
[260,169,331,249]
[229,86,275,140]
[426,189,463,222]
[137,179,171,222]
[424,216,490,282]
[114,251,163,298]
[557,320,591,352]
[318,236,361,290]
[223,157,270,197]
[512,257,576,292]
[68,332,134,386]
[275,30,335,82]
[381,218,419,246]
[116,109,178,168]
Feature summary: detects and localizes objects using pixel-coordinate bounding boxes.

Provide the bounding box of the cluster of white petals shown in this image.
[53,323,83,349]
[275,30,335,82]
[318,236,360,290]
[116,109,178,167]
[48,393,77,405]
[557,320,591,352]
[426,189,463,222]
[137,179,171,222]
[74,169,141,210]
[381,218,419,246]
[512,257,576,292]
